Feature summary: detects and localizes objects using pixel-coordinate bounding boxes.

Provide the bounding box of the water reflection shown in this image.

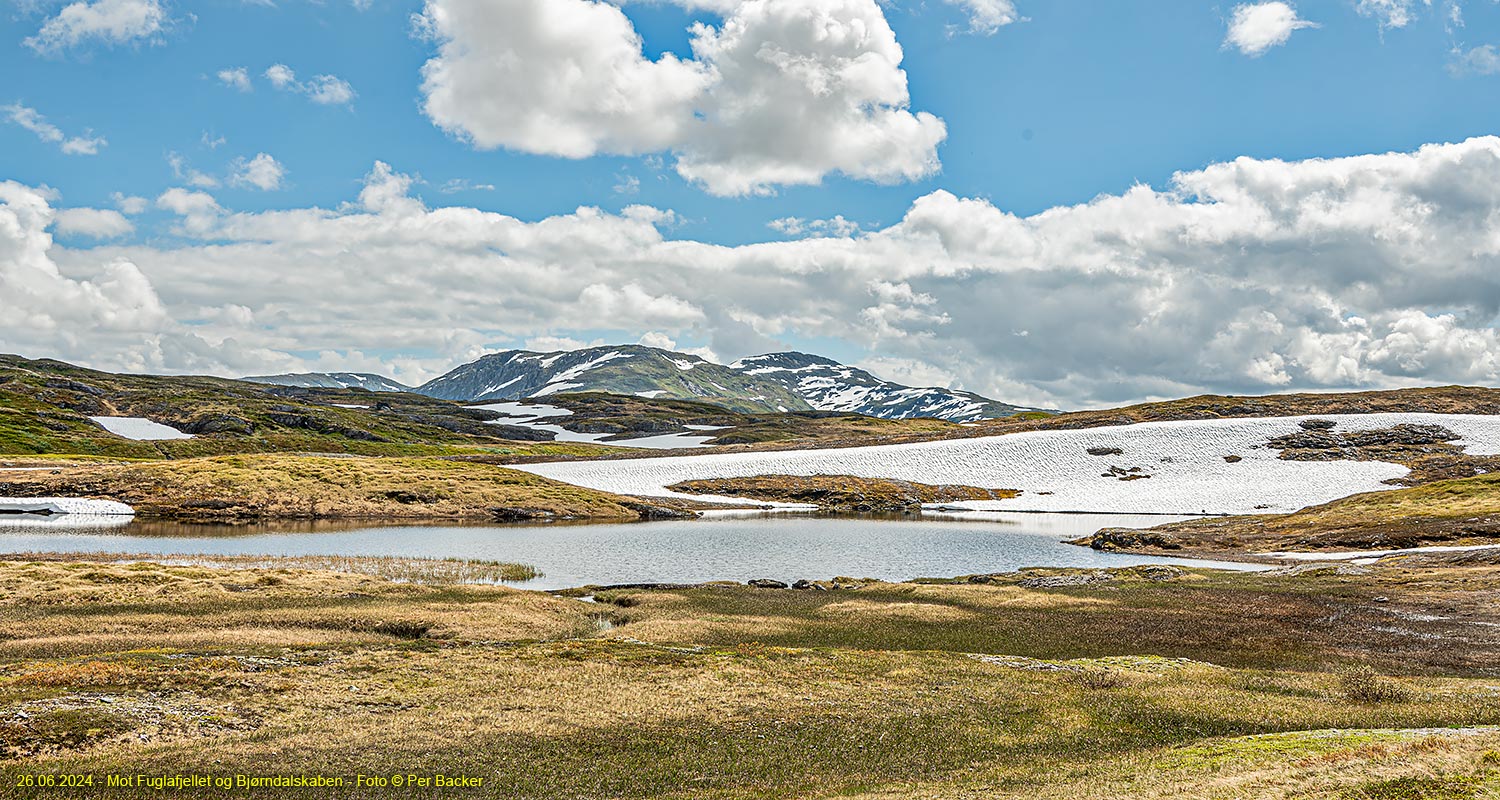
[0,511,1260,590]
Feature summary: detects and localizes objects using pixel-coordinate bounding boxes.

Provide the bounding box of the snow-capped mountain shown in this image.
[729,352,1044,422]
[242,372,412,393]
[415,346,813,415]
[413,345,1039,421]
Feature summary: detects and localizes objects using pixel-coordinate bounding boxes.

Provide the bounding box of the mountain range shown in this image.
[242,372,412,393]
[244,345,1044,421]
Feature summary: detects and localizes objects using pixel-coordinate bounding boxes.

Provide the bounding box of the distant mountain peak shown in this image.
[242,372,411,393]
[416,345,809,414]
[730,352,842,371]
[726,352,1041,422]
[415,344,1042,421]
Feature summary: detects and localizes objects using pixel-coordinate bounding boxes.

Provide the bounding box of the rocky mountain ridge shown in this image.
[247,345,1041,421]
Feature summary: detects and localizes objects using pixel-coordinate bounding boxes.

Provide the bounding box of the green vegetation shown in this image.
[0,560,1497,797]
[0,454,659,521]
[73,554,545,584]
[1080,471,1500,555]
[0,354,619,459]
[668,473,1019,512]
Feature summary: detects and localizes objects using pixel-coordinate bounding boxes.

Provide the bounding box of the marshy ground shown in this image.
[1,555,1498,798]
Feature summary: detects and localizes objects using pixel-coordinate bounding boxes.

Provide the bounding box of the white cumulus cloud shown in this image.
[167,152,220,188]
[415,0,945,196]
[1452,43,1500,74]
[0,182,174,371]
[52,208,135,238]
[111,193,149,214]
[25,0,168,54]
[217,67,253,91]
[263,64,356,106]
[1224,2,1318,56]
[229,153,287,191]
[944,0,1020,35]
[2,103,106,155]
[1355,0,1422,29]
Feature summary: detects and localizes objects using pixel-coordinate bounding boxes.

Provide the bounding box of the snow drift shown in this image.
[515,414,1500,515]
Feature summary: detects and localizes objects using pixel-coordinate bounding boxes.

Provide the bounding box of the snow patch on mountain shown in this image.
[475,401,721,450]
[243,372,412,393]
[728,352,1040,422]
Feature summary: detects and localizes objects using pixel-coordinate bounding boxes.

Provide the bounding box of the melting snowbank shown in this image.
[90,417,194,441]
[1261,543,1500,561]
[0,497,135,516]
[515,414,1500,515]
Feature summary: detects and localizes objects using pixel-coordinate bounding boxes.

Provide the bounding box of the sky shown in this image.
[4,0,1500,409]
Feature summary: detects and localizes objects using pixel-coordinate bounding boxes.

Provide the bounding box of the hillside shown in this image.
[1075,470,1500,556]
[0,356,965,459]
[0,454,678,522]
[0,355,609,459]
[242,372,411,392]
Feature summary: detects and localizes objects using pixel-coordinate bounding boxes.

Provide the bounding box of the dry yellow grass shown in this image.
[1,560,1498,798]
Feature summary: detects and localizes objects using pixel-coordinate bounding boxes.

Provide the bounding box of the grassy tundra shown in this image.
[0,556,1497,798]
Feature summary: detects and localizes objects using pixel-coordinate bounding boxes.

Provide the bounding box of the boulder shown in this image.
[1079,527,1184,551]
[490,506,558,522]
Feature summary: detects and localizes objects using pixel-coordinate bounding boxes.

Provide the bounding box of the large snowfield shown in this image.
[516,414,1500,515]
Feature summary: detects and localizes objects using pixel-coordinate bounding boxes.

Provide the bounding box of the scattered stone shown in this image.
[1019,570,1113,589]
[43,377,104,396]
[1300,419,1337,431]
[790,577,869,591]
[1269,424,1459,459]
[620,500,700,520]
[747,579,788,589]
[180,414,255,435]
[1087,446,1125,456]
[1265,563,1372,577]
[1139,565,1185,581]
[1101,465,1152,481]
[1223,455,1243,463]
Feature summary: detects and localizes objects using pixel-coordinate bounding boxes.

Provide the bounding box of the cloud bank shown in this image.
[12,138,1500,407]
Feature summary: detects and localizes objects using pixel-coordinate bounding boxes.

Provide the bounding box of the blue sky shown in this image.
[5,0,1500,406]
[7,0,1497,244]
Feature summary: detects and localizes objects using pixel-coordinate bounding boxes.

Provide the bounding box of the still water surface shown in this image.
[0,511,1260,590]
